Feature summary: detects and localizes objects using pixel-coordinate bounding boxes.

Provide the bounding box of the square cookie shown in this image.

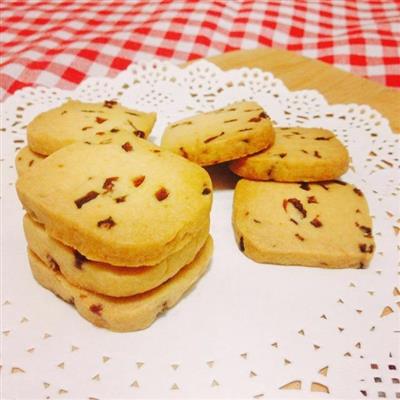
[233,180,375,268]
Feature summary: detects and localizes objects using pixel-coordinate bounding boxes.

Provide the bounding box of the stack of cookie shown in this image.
[161,105,374,269]
[230,127,375,268]
[16,101,213,332]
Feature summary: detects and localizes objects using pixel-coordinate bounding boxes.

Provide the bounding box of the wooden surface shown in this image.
[205,48,400,133]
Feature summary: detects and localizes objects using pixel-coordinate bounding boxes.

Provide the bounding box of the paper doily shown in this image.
[1,59,399,399]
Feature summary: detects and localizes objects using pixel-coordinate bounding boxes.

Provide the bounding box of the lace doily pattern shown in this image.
[2,60,399,399]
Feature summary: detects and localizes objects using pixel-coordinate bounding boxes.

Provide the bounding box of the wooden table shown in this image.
[206,48,399,133]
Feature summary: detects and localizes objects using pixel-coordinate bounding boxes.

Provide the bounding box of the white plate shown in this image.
[1,59,399,399]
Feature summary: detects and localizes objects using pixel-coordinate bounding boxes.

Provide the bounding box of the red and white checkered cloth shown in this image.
[1,0,399,101]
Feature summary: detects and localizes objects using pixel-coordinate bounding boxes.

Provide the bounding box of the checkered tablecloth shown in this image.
[1,0,399,101]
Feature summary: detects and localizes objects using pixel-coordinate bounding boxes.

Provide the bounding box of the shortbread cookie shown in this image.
[28,237,213,332]
[24,214,209,297]
[16,133,156,177]
[15,146,45,176]
[229,127,349,181]
[28,99,156,155]
[233,180,375,268]
[161,101,275,166]
[17,141,212,267]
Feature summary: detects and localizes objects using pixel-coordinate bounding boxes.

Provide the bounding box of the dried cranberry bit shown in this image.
[318,183,329,191]
[74,191,99,209]
[103,177,119,192]
[96,117,107,124]
[28,160,34,167]
[97,216,116,229]
[295,233,305,241]
[103,100,117,108]
[171,121,192,128]
[359,243,374,253]
[121,142,133,152]
[115,195,127,203]
[132,175,145,187]
[278,153,287,158]
[46,254,60,271]
[155,187,169,201]
[249,117,261,122]
[239,236,245,252]
[73,249,87,269]
[310,217,323,228]
[134,130,145,138]
[300,182,310,191]
[353,188,363,196]
[287,198,307,218]
[180,147,189,158]
[314,150,322,158]
[90,304,103,316]
[358,225,372,238]
[315,136,331,141]
[307,196,318,204]
[202,187,211,195]
[204,132,224,143]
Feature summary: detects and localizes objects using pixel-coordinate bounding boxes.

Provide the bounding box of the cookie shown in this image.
[28,237,213,332]
[233,180,375,268]
[16,133,156,177]
[17,141,212,267]
[229,127,349,181]
[27,99,156,155]
[15,146,45,176]
[161,101,275,166]
[24,213,209,297]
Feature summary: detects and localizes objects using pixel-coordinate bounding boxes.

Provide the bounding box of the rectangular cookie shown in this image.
[233,180,375,268]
